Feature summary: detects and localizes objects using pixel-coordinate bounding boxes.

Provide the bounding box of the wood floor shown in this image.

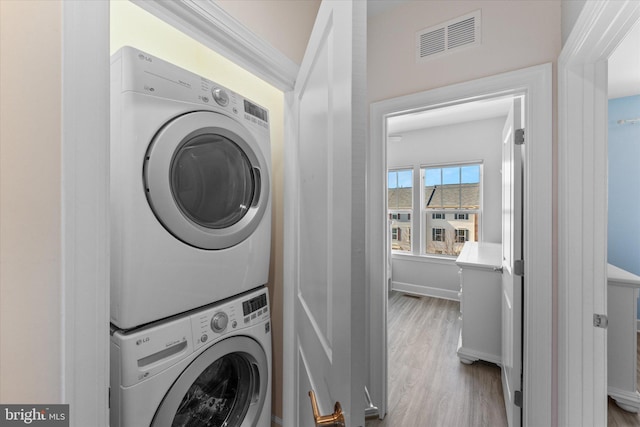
[365,292,640,427]
[365,292,507,427]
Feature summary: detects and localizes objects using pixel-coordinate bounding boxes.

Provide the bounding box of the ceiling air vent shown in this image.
[416,10,481,62]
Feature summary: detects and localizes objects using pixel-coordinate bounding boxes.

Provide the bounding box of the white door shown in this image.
[501,98,524,427]
[284,1,367,426]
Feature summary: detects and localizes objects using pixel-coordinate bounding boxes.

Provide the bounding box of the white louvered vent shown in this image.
[416,10,481,62]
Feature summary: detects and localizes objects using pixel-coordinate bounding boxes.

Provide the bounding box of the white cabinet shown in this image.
[455,242,502,365]
[608,263,640,412]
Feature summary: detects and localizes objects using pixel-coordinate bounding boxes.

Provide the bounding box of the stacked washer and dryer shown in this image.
[109,47,272,427]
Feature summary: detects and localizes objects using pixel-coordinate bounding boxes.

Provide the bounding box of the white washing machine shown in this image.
[110,287,271,427]
[110,47,272,329]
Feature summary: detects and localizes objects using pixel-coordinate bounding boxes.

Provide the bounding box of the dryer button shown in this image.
[211,312,229,333]
[212,88,229,107]
[200,334,208,343]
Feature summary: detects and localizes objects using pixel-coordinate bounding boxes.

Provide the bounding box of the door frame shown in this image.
[558,1,640,426]
[368,64,553,426]
[61,2,110,425]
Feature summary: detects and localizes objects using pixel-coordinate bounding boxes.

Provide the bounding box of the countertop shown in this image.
[455,242,502,270]
[608,263,640,288]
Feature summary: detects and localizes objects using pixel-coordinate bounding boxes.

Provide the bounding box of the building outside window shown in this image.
[388,169,413,252]
[423,164,481,256]
[455,228,470,243]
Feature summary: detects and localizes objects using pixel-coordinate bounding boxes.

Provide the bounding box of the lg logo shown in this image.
[137,53,152,62]
[136,337,150,346]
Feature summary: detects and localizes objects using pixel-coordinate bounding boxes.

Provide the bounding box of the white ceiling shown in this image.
[608,20,640,99]
[387,96,513,136]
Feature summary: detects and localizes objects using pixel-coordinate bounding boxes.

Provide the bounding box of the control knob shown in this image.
[212,88,229,107]
[210,312,229,333]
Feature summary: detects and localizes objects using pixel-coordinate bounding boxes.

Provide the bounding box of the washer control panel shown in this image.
[190,288,269,351]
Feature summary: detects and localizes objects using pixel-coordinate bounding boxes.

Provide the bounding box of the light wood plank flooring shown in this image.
[366,292,507,427]
[365,292,640,426]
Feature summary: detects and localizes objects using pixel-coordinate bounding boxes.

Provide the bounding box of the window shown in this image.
[392,227,401,241]
[388,169,413,252]
[423,164,481,256]
[455,229,469,243]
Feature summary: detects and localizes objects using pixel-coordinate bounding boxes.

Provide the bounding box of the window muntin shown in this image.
[423,164,481,256]
[388,169,413,252]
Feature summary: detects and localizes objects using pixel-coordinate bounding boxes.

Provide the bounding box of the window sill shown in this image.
[391,252,458,265]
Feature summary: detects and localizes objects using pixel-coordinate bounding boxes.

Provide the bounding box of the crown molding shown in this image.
[131,0,299,91]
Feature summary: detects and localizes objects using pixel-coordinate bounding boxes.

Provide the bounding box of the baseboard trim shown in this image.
[608,386,640,413]
[271,414,283,426]
[391,281,459,301]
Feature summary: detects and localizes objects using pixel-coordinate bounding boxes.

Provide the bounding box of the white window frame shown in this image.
[420,162,482,257]
[387,168,414,253]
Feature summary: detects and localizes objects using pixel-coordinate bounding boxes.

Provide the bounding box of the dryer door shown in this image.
[144,111,270,250]
[152,336,268,427]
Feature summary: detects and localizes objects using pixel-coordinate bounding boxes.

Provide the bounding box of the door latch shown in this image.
[593,313,608,329]
[308,390,345,427]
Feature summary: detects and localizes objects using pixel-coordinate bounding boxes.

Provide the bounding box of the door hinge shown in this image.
[515,390,523,407]
[593,313,608,329]
[514,259,524,276]
[515,128,525,145]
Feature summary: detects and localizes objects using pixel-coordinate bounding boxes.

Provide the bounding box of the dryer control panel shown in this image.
[190,288,270,351]
[113,46,270,133]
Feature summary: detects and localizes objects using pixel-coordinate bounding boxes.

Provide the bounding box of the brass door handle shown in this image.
[308,390,345,426]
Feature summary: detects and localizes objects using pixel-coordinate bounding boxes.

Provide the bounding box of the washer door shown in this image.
[152,336,268,427]
[144,111,270,250]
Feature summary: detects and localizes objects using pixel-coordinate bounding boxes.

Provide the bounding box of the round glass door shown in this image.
[145,111,270,250]
[171,353,253,427]
[171,134,254,230]
[152,337,268,427]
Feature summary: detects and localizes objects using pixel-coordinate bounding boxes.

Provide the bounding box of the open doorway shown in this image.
[367,64,553,426]
[605,16,640,427]
[372,95,519,426]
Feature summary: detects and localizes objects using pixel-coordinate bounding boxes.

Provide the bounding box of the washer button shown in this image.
[200,334,208,343]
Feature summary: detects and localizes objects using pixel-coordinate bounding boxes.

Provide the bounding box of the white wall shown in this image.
[561,0,587,45]
[215,0,321,65]
[388,117,504,297]
[368,0,561,103]
[0,0,63,402]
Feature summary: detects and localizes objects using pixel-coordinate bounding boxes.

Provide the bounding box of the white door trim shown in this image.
[130,0,299,91]
[368,64,553,426]
[61,2,110,425]
[558,1,640,426]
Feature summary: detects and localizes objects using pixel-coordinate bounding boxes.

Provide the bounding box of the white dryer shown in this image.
[110,287,271,427]
[110,47,271,329]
